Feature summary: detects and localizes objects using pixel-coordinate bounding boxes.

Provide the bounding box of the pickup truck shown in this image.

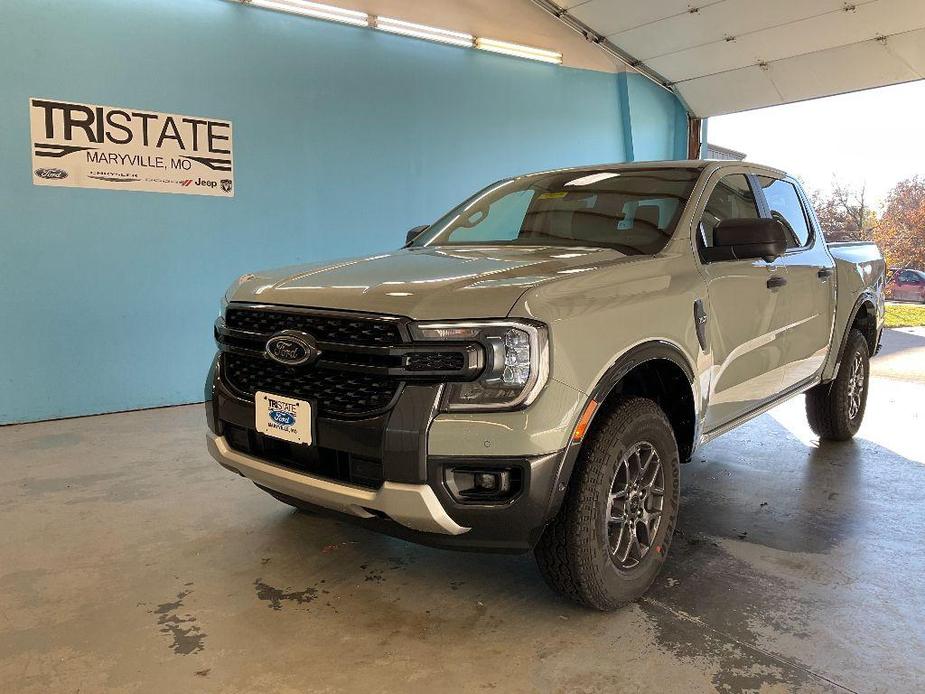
[206,160,885,610]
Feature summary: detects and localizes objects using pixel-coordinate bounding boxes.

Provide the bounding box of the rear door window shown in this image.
[756,177,812,249]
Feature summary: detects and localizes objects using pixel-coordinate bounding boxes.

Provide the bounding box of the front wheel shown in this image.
[806,328,870,441]
[534,398,680,611]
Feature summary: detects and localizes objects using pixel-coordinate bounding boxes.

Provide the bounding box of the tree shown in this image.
[874,176,925,270]
[808,179,875,242]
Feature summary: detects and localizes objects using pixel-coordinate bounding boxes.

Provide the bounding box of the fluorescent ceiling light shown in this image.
[234,2,564,67]
[565,172,621,186]
[244,0,369,27]
[376,16,473,48]
[475,38,562,64]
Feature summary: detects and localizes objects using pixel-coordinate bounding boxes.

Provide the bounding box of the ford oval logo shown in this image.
[269,410,296,426]
[265,331,318,366]
[35,167,68,180]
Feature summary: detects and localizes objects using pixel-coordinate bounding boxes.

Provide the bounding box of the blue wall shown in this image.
[0,0,687,424]
[618,72,690,162]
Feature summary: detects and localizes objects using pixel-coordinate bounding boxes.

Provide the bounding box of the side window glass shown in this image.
[757,177,812,249]
[699,174,759,248]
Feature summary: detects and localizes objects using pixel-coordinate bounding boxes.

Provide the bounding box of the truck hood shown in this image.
[227,245,629,319]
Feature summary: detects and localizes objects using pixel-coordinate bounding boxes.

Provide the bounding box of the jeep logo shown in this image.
[265,331,319,367]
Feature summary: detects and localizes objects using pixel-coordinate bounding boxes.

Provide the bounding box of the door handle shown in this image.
[767,276,787,289]
[817,267,834,280]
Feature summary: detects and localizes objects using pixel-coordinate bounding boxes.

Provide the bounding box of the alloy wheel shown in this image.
[846,351,865,420]
[605,442,664,569]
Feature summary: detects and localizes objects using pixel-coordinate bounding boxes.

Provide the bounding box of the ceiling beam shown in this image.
[529,0,694,115]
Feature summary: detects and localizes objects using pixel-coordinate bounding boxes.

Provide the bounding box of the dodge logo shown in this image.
[265,331,319,366]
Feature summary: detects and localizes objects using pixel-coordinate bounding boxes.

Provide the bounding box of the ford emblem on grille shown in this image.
[265,331,319,366]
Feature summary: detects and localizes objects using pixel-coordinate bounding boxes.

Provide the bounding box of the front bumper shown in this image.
[207,433,467,534]
[206,354,567,552]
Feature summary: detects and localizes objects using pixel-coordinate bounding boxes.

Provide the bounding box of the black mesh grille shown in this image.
[223,354,400,416]
[225,307,401,346]
[406,351,466,372]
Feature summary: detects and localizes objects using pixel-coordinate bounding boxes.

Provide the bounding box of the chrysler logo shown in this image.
[265,331,319,366]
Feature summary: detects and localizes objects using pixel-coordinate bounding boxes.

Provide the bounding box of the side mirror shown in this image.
[405,225,429,246]
[701,218,787,263]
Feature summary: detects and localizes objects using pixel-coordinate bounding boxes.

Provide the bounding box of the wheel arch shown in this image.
[830,293,879,380]
[544,341,698,522]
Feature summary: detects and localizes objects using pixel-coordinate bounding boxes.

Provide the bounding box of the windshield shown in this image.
[413,167,701,255]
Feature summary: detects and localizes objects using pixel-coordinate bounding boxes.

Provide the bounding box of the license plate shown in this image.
[255,391,312,445]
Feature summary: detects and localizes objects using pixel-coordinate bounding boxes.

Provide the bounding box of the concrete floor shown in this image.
[2,329,923,693]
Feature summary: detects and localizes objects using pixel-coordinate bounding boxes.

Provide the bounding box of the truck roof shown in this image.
[522,159,788,180]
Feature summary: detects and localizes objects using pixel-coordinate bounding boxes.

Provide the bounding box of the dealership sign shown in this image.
[29,98,234,197]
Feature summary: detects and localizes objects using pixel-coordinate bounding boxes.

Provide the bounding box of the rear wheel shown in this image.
[806,328,870,441]
[534,398,680,611]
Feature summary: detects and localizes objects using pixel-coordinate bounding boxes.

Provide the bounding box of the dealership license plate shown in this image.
[255,391,312,445]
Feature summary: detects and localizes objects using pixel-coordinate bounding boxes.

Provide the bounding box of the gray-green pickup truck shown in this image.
[206,160,884,610]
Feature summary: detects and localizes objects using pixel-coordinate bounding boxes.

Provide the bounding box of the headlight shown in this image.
[409,320,549,411]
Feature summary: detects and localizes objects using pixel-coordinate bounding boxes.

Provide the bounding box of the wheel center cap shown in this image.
[628,492,642,513]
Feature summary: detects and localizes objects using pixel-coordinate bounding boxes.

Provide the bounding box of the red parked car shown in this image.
[886,268,925,302]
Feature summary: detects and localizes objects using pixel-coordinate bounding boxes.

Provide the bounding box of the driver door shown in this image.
[697,172,791,432]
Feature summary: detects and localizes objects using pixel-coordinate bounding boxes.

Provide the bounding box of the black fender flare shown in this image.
[829,291,879,381]
[543,340,697,523]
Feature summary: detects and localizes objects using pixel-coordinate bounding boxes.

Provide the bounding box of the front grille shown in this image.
[223,353,399,416]
[224,423,383,489]
[406,351,466,372]
[225,307,401,346]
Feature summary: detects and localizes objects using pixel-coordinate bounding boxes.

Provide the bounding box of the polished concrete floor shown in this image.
[2,329,923,693]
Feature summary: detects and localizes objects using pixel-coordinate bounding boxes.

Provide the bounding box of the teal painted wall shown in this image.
[0,0,686,424]
[618,72,689,162]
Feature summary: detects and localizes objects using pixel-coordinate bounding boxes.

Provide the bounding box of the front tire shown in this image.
[806,328,870,441]
[534,398,680,611]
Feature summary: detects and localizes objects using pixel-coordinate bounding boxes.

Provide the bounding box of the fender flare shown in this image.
[543,340,697,523]
[587,340,695,404]
[829,292,879,381]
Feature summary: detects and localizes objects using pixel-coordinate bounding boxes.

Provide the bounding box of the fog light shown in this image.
[444,467,520,503]
[476,472,499,491]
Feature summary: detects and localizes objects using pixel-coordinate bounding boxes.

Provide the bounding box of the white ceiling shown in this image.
[343,0,624,72]
[555,0,925,116]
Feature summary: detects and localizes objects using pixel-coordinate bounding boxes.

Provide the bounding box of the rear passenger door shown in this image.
[755,176,836,392]
[696,172,791,431]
